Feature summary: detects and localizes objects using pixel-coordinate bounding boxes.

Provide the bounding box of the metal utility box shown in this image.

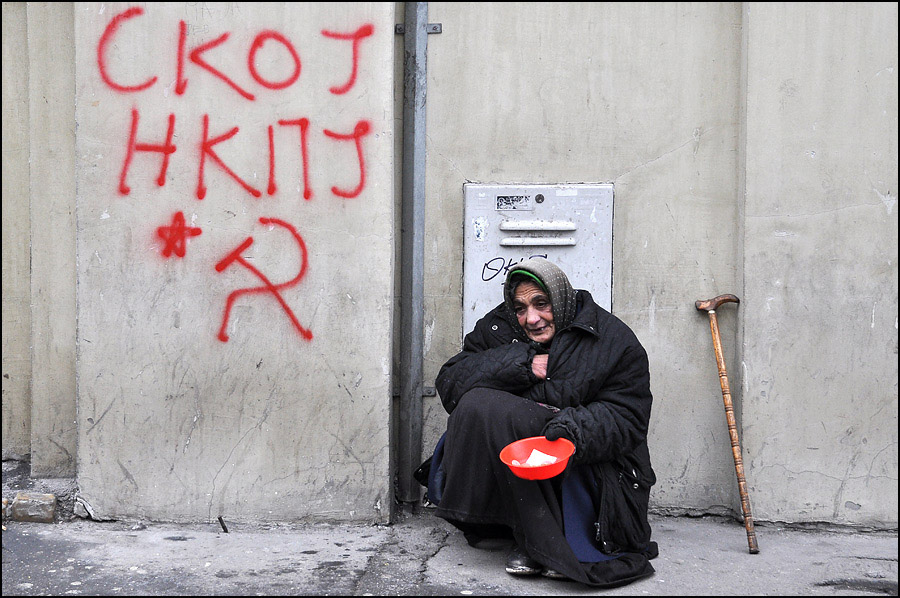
[463,183,614,335]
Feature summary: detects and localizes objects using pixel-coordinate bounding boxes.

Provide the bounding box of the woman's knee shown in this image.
[449,389,491,427]
[451,388,543,431]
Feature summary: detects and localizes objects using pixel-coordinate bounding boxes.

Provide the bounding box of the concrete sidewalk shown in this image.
[3,506,897,596]
[2,458,897,596]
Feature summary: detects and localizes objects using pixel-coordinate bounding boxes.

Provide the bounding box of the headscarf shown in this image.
[503,257,578,342]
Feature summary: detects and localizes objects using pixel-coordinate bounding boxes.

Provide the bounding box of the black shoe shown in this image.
[541,567,570,580]
[505,545,542,576]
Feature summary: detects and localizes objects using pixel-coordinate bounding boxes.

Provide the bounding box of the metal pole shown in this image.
[397,2,428,504]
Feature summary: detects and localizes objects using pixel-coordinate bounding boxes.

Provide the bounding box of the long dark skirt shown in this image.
[433,388,655,588]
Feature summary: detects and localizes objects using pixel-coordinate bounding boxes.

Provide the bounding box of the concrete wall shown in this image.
[28,2,79,478]
[741,2,898,526]
[420,1,897,528]
[69,2,396,522]
[2,2,896,528]
[2,1,32,460]
[422,0,746,517]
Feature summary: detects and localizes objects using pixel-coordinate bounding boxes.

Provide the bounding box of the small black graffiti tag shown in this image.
[481,254,548,282]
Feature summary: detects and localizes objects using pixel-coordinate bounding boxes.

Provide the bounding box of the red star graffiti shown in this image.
[157,211,202,258]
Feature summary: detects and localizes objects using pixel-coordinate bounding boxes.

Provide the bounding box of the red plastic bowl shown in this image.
[500,436,575,480]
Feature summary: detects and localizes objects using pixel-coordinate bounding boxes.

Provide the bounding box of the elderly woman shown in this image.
[431,257,658,588]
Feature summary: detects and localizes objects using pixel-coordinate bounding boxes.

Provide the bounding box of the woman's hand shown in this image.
[531,354,549,380]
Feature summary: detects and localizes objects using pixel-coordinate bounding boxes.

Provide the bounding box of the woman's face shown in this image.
[512,281,555,344]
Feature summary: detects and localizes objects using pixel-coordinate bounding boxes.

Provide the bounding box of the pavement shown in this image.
[2,459,898,596]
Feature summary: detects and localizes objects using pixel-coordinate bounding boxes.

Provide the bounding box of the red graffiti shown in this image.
[248,30,301,90]
[96,8,382,345]
[176,20,189,95]
[97,6,157,92]
[183,28,256,101]
[157,211,202,258]
[119,109,176,195]
[197,114,262,200]
[214,218,312,342]
[321,24,374,95]
[323,120,371,199]
[277,118,312,200]
[267,125,277,196]
[98,7,375,99]
[117,110,368,201]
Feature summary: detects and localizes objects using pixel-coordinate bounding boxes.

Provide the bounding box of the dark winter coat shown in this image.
[435,289,656,555]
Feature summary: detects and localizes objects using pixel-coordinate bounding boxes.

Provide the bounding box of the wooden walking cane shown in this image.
[695,294,760,554]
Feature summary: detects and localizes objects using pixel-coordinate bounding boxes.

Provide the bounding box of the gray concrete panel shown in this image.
[1,1,33,460]
[743,2,898,526]
[72,3,396,522]
[26,1,78,477]
[423,1,745,515]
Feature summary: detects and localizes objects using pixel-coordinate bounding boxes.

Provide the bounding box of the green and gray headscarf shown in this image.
[503,257,578,342]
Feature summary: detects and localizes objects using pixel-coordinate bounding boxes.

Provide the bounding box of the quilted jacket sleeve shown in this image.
[435,312,537,413]
[541,341,652,465]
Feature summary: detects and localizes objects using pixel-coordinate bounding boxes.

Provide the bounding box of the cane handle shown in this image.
[695,294,740,312]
